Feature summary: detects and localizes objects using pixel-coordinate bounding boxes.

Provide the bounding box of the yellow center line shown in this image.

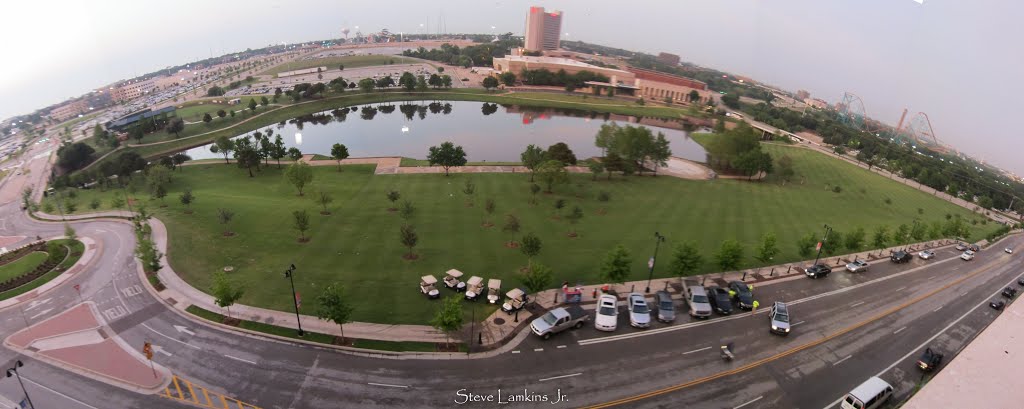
[585,258,1001,408]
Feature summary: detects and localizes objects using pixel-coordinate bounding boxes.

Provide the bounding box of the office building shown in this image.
[525,6,563,52]
[657,52,681,66]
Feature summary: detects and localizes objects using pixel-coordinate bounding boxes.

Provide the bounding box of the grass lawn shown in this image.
[0,239,84,301]
[261,55,418,76]
[399,158,522,167]
[0,252,47,282]
[70,141,998,324]
[174,103,237,123]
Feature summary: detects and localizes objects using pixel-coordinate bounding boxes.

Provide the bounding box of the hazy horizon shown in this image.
[2,0,1020,174]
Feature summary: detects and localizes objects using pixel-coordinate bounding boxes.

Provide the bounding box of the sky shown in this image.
[1,0,1021,172]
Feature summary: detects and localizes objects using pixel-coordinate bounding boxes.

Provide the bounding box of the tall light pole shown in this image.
[283,264,304,336]
[645,232,666,293]
[812,224,832,266]
[6,360,35,409]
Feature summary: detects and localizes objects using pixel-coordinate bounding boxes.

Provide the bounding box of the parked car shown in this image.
[805,264,832,279]
[706,286,733,315]
[1002,287,1017,298]
[890,251,913,263]
[768,302,791,335]
[531,306,589,340]
[594,294,619,332]
[654,291,676,323]
[681,278,712,318]
[917,348,943,371]
[955,243,968,251]
[1018,277,1024,287]
[729,281,754,310]
[627,293,651,328]
[1005,247,1014,254]
[969,244,980,252]
[841,377,893,409]
[960,250,975,261]
[990,300,1006,310]
[845,259,869,273]
[918,250,935,260]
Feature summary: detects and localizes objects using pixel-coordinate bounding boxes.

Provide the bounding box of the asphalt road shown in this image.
[0,134,1020,409]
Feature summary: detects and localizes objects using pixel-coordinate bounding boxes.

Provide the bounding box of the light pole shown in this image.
[645,232,666,293]
[812,224,832,266]
[283,264,304,336]
[6,360,35,409]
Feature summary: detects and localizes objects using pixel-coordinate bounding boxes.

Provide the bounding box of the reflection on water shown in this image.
[185,101,709,163]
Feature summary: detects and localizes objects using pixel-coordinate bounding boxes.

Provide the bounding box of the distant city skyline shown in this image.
[1,0,1020,175]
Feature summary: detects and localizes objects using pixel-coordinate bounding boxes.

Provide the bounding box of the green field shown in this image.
[174,103,238,123]
[261,55,418,76]
[51,140,997,324]
[0,239,83,301]
[0,252,47,282]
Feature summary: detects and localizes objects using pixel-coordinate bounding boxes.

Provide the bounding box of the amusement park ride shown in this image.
[836,92,953,154]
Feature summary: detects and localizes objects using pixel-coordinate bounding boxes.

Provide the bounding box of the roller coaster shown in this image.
[835,91,951,154]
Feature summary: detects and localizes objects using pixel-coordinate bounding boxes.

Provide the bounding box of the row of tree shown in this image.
[703,122,774,179]
[593,123,672,177]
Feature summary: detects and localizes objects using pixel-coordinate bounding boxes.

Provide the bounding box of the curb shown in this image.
[0,236,95,312]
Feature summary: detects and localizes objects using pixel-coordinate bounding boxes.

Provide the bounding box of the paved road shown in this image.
[0,132,1020,409]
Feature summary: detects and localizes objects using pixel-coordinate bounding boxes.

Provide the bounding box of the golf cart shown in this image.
[464,276,484,301]
[443,269,466,291]
[419,275,440,299]
[502,288,529,314]
[487,279,502,304]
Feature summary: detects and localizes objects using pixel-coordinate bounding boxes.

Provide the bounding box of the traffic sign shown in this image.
[295,292,301,309]
[648,257,655,269]
[815,241,822,251]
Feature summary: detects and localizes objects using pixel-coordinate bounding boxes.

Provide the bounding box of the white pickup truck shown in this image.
[681,278,712,318]
[531,306,589,340]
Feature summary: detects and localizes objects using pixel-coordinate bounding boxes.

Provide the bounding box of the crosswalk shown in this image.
[161,375,261,409]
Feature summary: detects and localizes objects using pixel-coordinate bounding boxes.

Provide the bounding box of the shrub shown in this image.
[832,186,842,193]
[597,191,611,202]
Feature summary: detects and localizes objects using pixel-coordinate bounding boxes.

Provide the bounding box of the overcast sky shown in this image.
[2,0,1020,172]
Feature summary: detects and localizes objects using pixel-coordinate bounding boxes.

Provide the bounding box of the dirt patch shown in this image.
[596,208,608,215]
[297,237,310,243]
[435,343,460,353]
[481,222,494,228]
[566,232,578,238]
[333,337,355,347]
[504,241,520,249]
[222,231,235,237]
[184,210,193,215]
[403,253,420,260]
[221,317,241,326]
[387,208,397,212]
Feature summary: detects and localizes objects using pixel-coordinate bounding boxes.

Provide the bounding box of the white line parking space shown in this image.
[832,355,853,366]
[367,382,410,389]
[538,373,582,382]
[734,396,764,409]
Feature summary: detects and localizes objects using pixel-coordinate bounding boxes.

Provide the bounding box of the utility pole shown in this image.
[6,360,35,409]
[645,232,666,293]
[283,264,304,336]
[812,224,832,266]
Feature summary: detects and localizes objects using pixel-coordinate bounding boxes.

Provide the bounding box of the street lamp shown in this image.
[812,224,832,266]
[645,232,666,293]
[6,360,35,409]
[283,264,304,336]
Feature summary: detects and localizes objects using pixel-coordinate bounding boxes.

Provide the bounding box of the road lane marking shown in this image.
[832,355,853,366]
[933,305,943,312]
[849,301,864,307]
[927,276,936,280]
[142,323,201,350]
[792,321,806,326]
[539,373,582,382]
[224,355,256,365]
[29,308,53,320]
[894,286,906,291]
[734,396,764,409]
[24,298,52,311]
[22,377,99,409]
[893,326,907,334]
[512,350,520,354]
[534,348,543,352]
[557,345,567,349]
[367,382,409,389]
[682,347,712,355]
[584,251,1007,409]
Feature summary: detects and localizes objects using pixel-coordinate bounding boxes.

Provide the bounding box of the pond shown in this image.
[184,101,709,163]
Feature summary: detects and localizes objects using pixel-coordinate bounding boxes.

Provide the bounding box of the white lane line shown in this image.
[933,305,943,312]
[142,323,201,350]
[556,345,567,349]
[224,355,256,365]
[29,308,54,320]
[538,372,582,382]
[734,395,764,409]
[832,355,853,366]
[927,276,936,280]
[511,350,521,354]
[682,346,712,355]
[367,382,410,389]
[893,326,907,334]
[821,273,1024,409]
[792,321,806,326]
[849,301,865,307]
[22,377,99,409]
[534,348,543,352]
[894,286,906,291]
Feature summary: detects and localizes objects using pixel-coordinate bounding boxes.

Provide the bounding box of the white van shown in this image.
[840,377,893,409]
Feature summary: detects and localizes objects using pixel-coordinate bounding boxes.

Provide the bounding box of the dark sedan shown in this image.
[728,280,754,310]
[1018,277,1024,287]
[1002,287,1017,299]
[991,300,1005,310]
[917,348,943,372]
[706,286,733,315]
[805,264,832,279]
[890,251,913,263]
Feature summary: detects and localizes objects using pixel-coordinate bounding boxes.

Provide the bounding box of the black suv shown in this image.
[706,286,733,315]
[1003,287,1017,299]
[917,348,943,371]
[804,264,832,279]
[891,251,913,263]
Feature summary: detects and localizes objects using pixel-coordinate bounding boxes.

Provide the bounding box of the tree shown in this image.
[600,244,632,284]
[315,283,354,342]
[207,86,225,97]
[428,74,442,89]
[260,96,269,106]
[777,155,796,184]
[796,232,817,259]
[21,187,33,209]
[716,239,744,271]
[503,214,521,246]
[520,144,546,182]
[895,223,911,246]
[399,72,417,92]
[210,271,244,318]
[233,137,261,177]
[386,190,401,210]
[146,165,172,194]
[416,76,428,92]
[588,161,605,181]
[284,162,313,196]
[500,72,517,86]
[375,76,394,88]
[721,93,740,109]
[427,141,468,176]
[271,135,287,168]
[484,198,496,224]
[873,226,890,250]
[258,134,273,166]
[846,227,866,251]
[521,262,553,303]
[546,142,578,165]
[56,142,95,172]
[911,221,927,241]
[64,223,77,241]
[754,233,779,266]
[358,78,376,92]
[331,143,349,171]
[153,184,167,204]
[217,109,227,118]
[536,160,568,193]
[317,191,333,214]
[481,76,499,91]
[978,196,994,209]
[166,118,185,137]
[172,153,190,170]
[180,188,194,212]
[399,200,416,220]
[217,208,235,235]
[668,241,703,276]
[520,233,542,267]
[565,206,584,235]
[400,224,418,258]
[688,90,700,103]
[648,133,672,176]
[441,75,452,88]
[430,294,464,347]
[288,147,303,161]
[293,209,311,241]
[203,113,213,124]
[88,198,100,210]
[248,98,258,113]
[214,136,235,164]
[111,196,125,209]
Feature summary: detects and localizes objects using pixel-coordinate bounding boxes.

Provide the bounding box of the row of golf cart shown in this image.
[418,269,529,312]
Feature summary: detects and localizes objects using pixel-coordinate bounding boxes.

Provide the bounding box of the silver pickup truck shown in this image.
[681,278,712,318]
[531,305,589,340]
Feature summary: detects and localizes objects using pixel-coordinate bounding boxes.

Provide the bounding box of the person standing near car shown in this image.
[752,300,760,312]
